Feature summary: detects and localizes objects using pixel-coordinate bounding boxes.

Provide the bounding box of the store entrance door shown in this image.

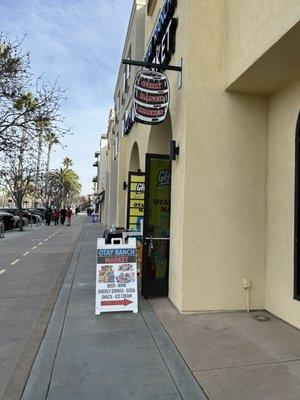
[142,153,171,298]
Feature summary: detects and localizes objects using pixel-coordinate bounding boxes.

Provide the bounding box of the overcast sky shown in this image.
[0,0,132,194]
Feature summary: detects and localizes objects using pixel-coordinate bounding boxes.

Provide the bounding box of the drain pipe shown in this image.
[243,279,251,312]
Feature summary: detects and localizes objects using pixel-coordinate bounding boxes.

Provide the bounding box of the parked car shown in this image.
[0,208,29,228]
[13,215,29,228]
[27,208,44,221]
[0,211,14,230]
[21,209,40,224]
[1,208,35,224]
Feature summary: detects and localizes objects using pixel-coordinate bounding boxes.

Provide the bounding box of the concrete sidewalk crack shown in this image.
[193,357,300,373]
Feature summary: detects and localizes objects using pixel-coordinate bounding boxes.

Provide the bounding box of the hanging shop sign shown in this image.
[127,172,145,231]
[95,238,138,315]
[144,0,178,66]
[133,70,169,125]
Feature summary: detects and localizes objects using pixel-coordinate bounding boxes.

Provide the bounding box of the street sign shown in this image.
[95,238,138,314]
[133,70,169,125]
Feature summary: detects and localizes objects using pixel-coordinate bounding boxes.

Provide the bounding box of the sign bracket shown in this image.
[122,59,182,72]
[123,58,183,90]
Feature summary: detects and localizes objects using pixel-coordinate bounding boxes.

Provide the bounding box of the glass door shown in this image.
[142,154,171,298]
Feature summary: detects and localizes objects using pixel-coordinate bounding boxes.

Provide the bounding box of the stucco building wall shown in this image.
[103,0,300,327]
[170,0,267,312]
[226,0,300,87]
[265,78,300,329]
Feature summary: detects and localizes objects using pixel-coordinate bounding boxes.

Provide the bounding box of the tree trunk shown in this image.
[34,127,43,207]
[44,142,52,207]
[17,201,24,231]
[17,126,26,231]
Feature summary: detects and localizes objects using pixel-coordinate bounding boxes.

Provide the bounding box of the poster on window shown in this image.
[127,172,145,232]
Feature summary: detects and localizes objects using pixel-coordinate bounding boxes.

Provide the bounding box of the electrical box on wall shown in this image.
[242,278,251,289]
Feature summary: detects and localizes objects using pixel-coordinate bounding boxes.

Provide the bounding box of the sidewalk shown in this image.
[15,220,300,400]
[150,300,300,400]
[20,222,207,400]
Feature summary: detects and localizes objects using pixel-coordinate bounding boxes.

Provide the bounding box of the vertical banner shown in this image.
[95,238,138,315]
[127,172,145,232]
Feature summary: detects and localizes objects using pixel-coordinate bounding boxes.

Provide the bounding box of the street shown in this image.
[0,215,85,399]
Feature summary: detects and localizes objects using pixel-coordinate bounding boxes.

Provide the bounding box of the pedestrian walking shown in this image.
[66,207,72,226]
[45,208,52,226]
[75,206,79,216]
[53,209,60,225]
[60,207,66,225]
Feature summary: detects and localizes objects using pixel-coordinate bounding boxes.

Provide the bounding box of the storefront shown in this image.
[105,0,300,329]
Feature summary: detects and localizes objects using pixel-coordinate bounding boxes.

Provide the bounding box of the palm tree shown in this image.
[34,117,50,206]
[48,163,81,207]
[63,157,73,168]
[44,130,59,207]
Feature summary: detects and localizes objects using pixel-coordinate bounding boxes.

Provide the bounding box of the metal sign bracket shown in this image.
[122,58,183,88]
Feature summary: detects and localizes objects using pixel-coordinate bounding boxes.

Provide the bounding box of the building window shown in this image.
[121,116,125,137]
[147,0,157,16]
[127,46,131,77]
[114,132,120,159]
[116,92,120,114]
[294,111,300,300]
[123,68,126,93]
[123,46,131,94]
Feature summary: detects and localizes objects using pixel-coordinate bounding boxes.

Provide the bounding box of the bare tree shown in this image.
[0,33,70,155]
[0,126,37,230]
[0,33,71,226]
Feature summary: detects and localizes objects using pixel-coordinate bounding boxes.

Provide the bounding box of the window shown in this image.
[121,116,125,137]
[147,0,157,16]
[114,132,119,159]
[123,46,131,93]
[294,111,300,300]
[116,92,120,114]
[127,46,131,77]
[123,69,126,93]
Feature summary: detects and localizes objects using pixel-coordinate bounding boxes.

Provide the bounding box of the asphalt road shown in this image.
[0,214,86,399]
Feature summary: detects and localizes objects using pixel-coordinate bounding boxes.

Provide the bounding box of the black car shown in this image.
[27,208,44,221]
[0,211,14,230]
[3,208,37,223]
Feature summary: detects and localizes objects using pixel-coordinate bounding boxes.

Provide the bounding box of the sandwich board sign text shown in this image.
[95,238,138,314]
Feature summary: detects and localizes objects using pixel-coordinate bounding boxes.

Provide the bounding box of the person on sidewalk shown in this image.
[75,206,79,216]
[53,209,60,225]
[60,207,66,225]
[66,207,72,226]
[45,208,52,226]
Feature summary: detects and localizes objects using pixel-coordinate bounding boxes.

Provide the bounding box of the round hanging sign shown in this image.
[133,70,169,125]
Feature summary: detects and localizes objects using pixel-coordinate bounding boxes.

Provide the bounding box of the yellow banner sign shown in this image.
[127,172,145,231]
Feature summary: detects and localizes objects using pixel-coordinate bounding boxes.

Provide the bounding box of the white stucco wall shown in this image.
[265,78,300,329]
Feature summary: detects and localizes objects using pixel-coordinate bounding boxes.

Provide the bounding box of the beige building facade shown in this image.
[103,0,300,329]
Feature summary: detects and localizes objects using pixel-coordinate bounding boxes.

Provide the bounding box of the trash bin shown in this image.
[103,227,126,244]
[91,212,99,224]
